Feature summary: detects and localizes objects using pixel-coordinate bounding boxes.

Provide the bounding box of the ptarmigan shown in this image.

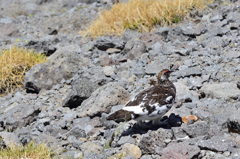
[106,69,176,127]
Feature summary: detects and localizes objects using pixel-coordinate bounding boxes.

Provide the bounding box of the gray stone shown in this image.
[60,151,83,159]
[66,125,86,138]
[155,27,171,39]
[174,82,199,103]
[123,29,141,41]
[226,51,240,58]
[188,76,203,89]
[45,124,67,137]
[173,66,202,78]
[0,104,40,131]
[182,121,210,138]
[0,23,20,37]
[196,136,235,152]
[227,11,240,22]
[80,142,104,156]
[77,82,130,118]
[103,66,115,77]
[227,109,240,133]
[117,136,136,146]
[0,132,21,147]
[162,142,200,159]
[138,128,173,155]
[172,127,189,140]
[200,82,240,101]
[62,66,109,108]
[121,39,146,60]
[95,36,125,51]
[210,14,223,23]
[24,45,89,93]
[82,152,105,159]
[145,56,171,75]
[72,117,91,128]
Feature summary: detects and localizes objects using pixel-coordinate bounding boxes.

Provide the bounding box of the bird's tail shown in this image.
[106,109,130,121]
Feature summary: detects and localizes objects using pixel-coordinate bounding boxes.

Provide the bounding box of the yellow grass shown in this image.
[0,46,47,94]
[82,0,212,37]
[0,141,54,159]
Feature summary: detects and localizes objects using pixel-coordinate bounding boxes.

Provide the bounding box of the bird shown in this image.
[106,69,176,128]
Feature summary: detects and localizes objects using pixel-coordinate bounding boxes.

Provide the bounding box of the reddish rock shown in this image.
[162,142,200,159]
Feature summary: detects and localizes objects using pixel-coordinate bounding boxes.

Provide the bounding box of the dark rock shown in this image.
[161,142,200,159]
[76,82,130,118]
[25,82,41,94]
[95,36,125,51]
[138,128,173,155]
[25,39,58,56]
[227,110,240,134]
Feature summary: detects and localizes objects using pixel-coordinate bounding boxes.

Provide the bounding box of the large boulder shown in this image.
[76,82,130,118]
[62,66,110,108]
[0,104,40,131]
[200,82,240,101]
[24,45,90,93]
[95,36,125,51]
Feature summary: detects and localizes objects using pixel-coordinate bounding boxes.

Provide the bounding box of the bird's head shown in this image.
[157,69,173,82]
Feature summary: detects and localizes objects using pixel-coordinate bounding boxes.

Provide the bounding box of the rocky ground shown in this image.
[0,0,240,158]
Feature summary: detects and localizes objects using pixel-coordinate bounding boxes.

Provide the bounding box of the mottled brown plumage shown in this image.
[106,69,176,126]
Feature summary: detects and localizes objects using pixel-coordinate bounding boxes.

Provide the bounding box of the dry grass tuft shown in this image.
[82,0,212,37]
[0,141,54,159]
[0,46,47,95]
